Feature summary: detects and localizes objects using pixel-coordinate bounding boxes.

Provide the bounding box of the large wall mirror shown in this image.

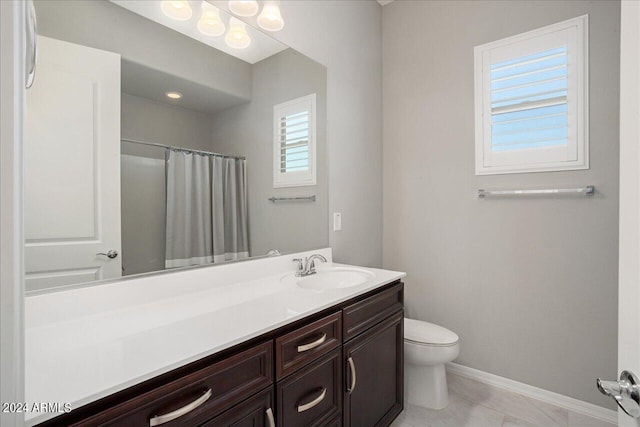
[24,0,328,293]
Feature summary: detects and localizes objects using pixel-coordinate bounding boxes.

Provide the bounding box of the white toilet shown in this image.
[404,318,460,410]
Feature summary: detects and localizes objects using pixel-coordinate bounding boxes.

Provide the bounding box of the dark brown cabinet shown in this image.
[276,348,342,427]
[39,281,403,427]
[275,311,342,381]
[65,342,273,427]
[201,389,274,427]
[343,312,404,427]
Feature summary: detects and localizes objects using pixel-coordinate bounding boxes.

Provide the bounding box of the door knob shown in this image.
[96,250,118,259]
[597,370,640,418]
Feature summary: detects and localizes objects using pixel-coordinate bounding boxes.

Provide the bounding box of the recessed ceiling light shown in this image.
[166,91,183,99]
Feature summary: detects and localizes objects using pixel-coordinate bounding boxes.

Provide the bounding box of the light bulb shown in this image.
[161,0,193,21]
[165,91,183,99]
[228,0,259,17]
[225,17,251,49]
[197,2,225,36]
[257,2,284,32]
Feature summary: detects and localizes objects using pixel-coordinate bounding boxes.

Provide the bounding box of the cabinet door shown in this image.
[343,312,403,427]
[201,388,275,427]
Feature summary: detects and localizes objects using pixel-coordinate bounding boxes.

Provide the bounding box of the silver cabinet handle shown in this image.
[149,389,212,426]
[96,250,118,259]
[597,370,640,418]
[347,357,357,394]
[297,333,327,353]
[25,0,37,89]
[265,407,275,427]
[297,388,326,413]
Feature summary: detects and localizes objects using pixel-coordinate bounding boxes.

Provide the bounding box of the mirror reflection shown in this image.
[24,0,327,293]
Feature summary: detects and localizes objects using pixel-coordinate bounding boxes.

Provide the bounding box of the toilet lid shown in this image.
[404,318,459,346]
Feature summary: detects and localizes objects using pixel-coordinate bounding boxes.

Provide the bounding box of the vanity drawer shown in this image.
[276,348,342,427]
[343,282,403,341]
[275,311,341,380]
[72,341,273,427]
[200,388,274,427]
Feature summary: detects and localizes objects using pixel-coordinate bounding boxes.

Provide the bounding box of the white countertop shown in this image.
[24,248,405,425]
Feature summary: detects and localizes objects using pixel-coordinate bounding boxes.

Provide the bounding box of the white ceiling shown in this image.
[110,0,287,64]
[377,0,395,5]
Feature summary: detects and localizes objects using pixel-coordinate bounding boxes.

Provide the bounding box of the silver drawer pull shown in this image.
[297,333,327,353]
[265,407,275,427]
[347,357,357,394]
[297,388,326,413]
[149,389,212,426]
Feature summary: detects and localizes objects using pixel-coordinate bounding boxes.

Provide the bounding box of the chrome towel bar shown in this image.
[268,196,316,202]
[478,186,595,198]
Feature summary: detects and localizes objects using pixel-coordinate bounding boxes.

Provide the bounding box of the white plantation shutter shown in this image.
[273,94,316,187]
[490,47,569,151]
[474,15,588,175]
[280,110,310,173]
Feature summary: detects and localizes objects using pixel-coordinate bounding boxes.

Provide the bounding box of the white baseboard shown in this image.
[446,362,617,424]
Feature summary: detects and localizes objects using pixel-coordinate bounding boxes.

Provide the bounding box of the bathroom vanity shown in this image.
[26,250,405,427]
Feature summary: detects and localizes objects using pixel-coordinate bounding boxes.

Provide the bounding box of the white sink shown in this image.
[282,266,375,291]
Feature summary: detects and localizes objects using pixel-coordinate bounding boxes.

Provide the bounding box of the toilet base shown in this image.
[405,363,449,410]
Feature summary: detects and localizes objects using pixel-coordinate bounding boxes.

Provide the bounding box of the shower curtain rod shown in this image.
[121,138,246,160]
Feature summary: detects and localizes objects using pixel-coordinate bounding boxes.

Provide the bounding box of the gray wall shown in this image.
[210,49,328,256]
[121,155,166,276]
[121,93,214,157]
[120,94,215,275]
[265,1,383,267]
[382,0,619,408]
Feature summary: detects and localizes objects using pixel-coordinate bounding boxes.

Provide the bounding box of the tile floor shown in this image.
[390,373,616,427]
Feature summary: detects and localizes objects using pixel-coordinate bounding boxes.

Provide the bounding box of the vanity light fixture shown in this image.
[160,0,193,21]
[198,2,226,36]
[256,1,284,32]
[225,17,251,49]
[228,0,259,17]
[165,91,183,99]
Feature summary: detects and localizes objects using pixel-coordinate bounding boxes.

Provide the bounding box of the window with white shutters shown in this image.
[474,15,588,175]
[273,94,316,187]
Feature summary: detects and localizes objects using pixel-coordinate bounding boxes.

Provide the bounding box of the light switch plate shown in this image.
[333,212,342,231]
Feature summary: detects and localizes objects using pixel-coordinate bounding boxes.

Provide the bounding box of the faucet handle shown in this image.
[308,259,317,274]
[292,258,305,275]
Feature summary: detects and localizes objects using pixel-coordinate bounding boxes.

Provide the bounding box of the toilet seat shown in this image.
[404,318,459,347]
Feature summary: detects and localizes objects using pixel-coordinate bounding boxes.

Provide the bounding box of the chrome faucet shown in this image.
[292,254,328,277]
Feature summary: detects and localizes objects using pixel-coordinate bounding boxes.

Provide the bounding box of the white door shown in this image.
[24,36,121,292]
[614,1,640,426]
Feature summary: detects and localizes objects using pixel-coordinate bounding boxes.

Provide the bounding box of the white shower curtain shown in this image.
[165,150,249,268]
